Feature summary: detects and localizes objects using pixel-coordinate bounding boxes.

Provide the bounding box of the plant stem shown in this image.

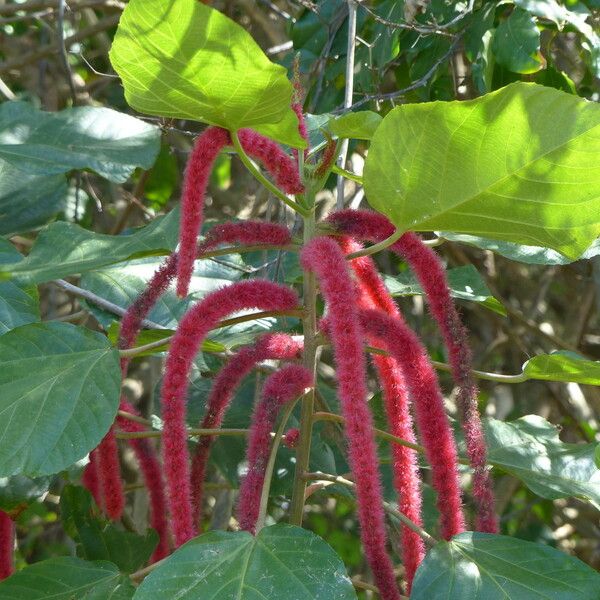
[255,395,302,533]
[115,427,249,440]
[231,130,309,216]
[118,308,305,358]
[346,228,405,259]
[289,207,318,525]
[303,472,438,548]
[336,0,358,209]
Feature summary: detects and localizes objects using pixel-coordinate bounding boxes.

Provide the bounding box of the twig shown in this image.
[57,0,78,104]
[336,0,358,210]
[303,471,438,547]
[1,14,121,74]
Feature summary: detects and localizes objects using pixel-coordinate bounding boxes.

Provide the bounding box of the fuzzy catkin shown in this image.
[82,449,102,510]
[301,237,401,600]
[190,333,303,526]
[0,511,14,580]
[119,220,292,373]
[161,280,299,547]
[328,209,497,533]
[117,401,170,562]
[340,237,424,591]
[237,365,312,534]
[96,428,125,520]
[360,308,466,540]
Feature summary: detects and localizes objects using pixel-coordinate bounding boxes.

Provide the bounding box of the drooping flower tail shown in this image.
[301,236,401,600]
[360,308,466,540]
[82,448,102,510]
[161,280,299,546]
[328,209,497,533]
[117,400,170,562]
[96,428,125,520]
[191,333,302,526]
[0,511,14,580]
[119,220,292,374]
[340,237,425,591]
[237,365,312,534]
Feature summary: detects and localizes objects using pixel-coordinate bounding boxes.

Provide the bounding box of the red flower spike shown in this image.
[340,237,424,592]
[301,237,401,600]
[161,280,299,547]
[237,365,312,534]
[0,511,14,581]
[359,308,466,540]
[328,209,497,533]
[117,400,170,562]
[238,129,304,195]
[291,54,309,159]
[282,427,300,449]
[190,333,303,526]
[82,449,103,510]
[96,427,125,521]
[314,136,337,179]
[177,127,231,298]
[119,220,292,374]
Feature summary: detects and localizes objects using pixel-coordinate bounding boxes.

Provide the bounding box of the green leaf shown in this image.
[411,531,600,599]
[0,323,121,477]
[0,102,160,183]
[61,486,158,573]
[0,208,180,284]
[485,415,600,508]
[523,351,600,385]
[0,474,51,514]
[439,232,600,265]
[134,523,357,599]
[109,0,305,148]
[0,162,67,236]
[0,557,134,599]
[79,255,245,329]
[383,264,505,315]
[364,82,600,258]
[492,8,545,74]
[0,239,39,334]
[329,111,382,140]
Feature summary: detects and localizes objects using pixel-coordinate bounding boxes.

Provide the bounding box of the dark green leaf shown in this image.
[364,83,600,258]
[0,208,179,284]
[439,232,600,264]
[0,557,134,599]
[0,323,121,477]
[110,0,304,148]
[485,415,600,508]
[134,524,357,599]
[0,162,67,236]
[383,264,505,314]
[411,532,600,599]
[0,239,39,334]
[61,486,157,573]
[0,474,51,514]
[492,7,544,74]
[0,101,160,183]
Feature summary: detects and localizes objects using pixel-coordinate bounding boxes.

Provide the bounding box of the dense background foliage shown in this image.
[0,0,599,598]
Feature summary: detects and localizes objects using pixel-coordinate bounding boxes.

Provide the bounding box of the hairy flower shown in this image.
[190,333,302,525]
[177,127,231,298]
[328,209,497,533]
[301,236,401,600]
[282,427,300,449]
[96,428,125,521]
[340,237,424,591]
[119,220,292,373]
[117,401,170,562]
[360,308,466,540]
[82,449,102,510]
[237,365,312,534]
[161,280,299,546]
[314,136,337,179]
[0,511,14,581]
